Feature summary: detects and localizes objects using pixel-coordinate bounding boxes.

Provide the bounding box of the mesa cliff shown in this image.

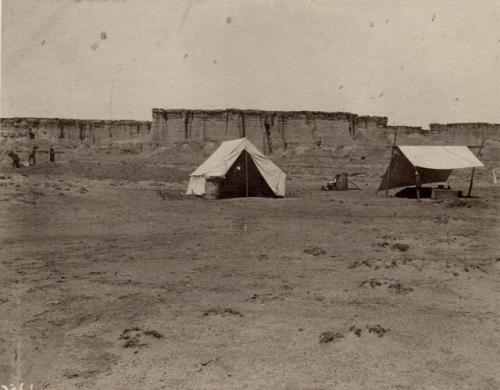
[0,117,152,152]
[149,109,499,161]
[1,109,499,162]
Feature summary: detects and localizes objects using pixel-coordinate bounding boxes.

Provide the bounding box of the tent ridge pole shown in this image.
[245,150,248,198]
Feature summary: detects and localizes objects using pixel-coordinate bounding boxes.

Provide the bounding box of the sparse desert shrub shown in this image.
[304,246,326,256]
[367,324,387,337]
[122,336,141,348]
[203,307,243,317]
[447,199,471,208]
[391,243,409,252]
[143,329,163,338]
[319,331,344,344]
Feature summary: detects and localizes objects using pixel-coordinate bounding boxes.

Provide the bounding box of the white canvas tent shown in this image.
[186,138,286,197]
[378,146,484,192]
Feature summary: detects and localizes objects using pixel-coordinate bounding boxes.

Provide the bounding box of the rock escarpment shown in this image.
[1,110,499,162]
[150,108,500,161]
[0,118,152,152]
[150,108,390,154]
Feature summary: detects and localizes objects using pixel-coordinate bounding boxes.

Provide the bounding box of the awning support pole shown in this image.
[385,130,397,198]
[467,167,475,197]
[245,151,249,198]
[415,169,421,202]
[467,139,484,198]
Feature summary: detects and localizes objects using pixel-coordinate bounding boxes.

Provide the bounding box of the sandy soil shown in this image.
[0,158,499,389]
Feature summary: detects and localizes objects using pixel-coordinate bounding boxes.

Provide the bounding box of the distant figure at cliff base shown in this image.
[8,151,21,168]
[49,147,55,163]
[28,146,38,166]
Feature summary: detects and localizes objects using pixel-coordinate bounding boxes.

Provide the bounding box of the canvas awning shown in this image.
[378,146,484,191]
[186,138,286,196]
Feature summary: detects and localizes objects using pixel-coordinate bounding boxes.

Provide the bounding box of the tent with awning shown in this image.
[186,137,286,198]
[378,146,484,192]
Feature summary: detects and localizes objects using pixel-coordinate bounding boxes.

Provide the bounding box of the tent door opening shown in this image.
[218,151,275,198]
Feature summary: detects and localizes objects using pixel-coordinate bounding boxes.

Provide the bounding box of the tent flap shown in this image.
[186,176,206,196]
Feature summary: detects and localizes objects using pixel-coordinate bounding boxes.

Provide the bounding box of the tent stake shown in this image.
[385,130,398,198]
[245,151,249,198]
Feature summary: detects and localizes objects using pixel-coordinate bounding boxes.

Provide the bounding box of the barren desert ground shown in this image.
[1,155,499,390]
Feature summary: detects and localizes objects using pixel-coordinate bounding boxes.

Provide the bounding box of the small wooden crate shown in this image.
[431,188,461,200]
[204,178,221,200]
[334,174,349,191]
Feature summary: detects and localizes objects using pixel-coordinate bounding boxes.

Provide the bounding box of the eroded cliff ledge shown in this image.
[150,108,499,157]
[1,109,499,161]
[0,117,152,149]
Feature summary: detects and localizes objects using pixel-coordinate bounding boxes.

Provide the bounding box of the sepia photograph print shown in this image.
[1,1,499,389]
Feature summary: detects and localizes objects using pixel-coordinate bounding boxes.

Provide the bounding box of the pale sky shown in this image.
[1,0,500,127]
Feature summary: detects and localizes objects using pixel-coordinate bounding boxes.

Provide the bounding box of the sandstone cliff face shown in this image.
[0,118,152,152]
[1,111,499,163]
[150,108,500,161]
[150,109,389,153]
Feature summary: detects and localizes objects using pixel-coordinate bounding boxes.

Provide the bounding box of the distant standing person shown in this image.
[28,146,38,166]
[8,151,21,168]
[49,147,55,163]
[28,128,35,139]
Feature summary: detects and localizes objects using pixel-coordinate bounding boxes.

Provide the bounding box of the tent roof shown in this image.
[398,146,484,169]
[190,138,266,177]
